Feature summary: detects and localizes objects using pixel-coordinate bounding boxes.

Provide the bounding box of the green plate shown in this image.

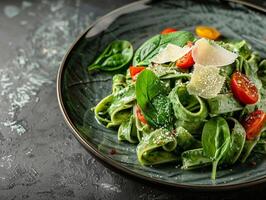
[57,0,266,189]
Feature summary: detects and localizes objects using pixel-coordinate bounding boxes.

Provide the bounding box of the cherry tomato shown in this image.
[161,28,177,34]
[129,66,145,81]
[231,72,259,105]
[242,110,266,140]
[136,105,147,124]
[195,26,221,40]
[176,41,194,69]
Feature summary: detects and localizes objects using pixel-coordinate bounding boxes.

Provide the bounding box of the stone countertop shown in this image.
[0,0,265,199]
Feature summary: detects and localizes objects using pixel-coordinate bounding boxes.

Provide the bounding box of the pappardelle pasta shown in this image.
[90,27,266,180]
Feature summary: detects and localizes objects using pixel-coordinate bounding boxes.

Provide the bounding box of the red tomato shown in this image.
[175,42,194,69]
[161,28,177,34]
[136,105,147,124]
[129,66,145,81]
[231,72,258,105]
[242,110,266,140]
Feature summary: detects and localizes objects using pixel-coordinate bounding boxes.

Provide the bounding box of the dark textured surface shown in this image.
[0,0,266,199]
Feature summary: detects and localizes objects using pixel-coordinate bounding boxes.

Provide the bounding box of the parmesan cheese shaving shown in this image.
[187,64,225,99]
[192,38,238,67]
[151,43,191,64]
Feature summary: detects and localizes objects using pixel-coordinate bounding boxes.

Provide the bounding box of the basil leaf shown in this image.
[136,69,172,128]
[88,40,133,71]
[202,117,231,180]
[133,31,195,66]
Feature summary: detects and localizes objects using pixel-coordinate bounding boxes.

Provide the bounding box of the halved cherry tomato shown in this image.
[136,105,147,124]
[129,66,145,81]
[175,41,194,69]
[231,72,259,105]
[195,26,221,40]
[161,28,177,34]
[242,110,266,140]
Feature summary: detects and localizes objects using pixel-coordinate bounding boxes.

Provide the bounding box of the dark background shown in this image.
[0,0,265,199]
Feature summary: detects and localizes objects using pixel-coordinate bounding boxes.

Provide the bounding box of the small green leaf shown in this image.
[136,69,172,128]
[202,117,231,179]
[88,40,133,72]
[133,31,195,66]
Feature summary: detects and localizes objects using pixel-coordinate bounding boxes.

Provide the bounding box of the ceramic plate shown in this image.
[57,0,266,189]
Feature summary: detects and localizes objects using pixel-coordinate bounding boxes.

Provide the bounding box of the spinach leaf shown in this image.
[136,69,172,128]
[223,118,246,165]
[88,40,133,71]
[202,117,231,180]
[181,148,211,170]
[133,31,195,66]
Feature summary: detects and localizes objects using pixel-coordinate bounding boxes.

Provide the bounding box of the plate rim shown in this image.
[56,0,266,190]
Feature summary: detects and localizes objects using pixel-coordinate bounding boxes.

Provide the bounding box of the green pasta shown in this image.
[181,148,211,169]
[169,84,208,133]
[118,115,138,143]
[91,30,266,180]
[137,129,178,165]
